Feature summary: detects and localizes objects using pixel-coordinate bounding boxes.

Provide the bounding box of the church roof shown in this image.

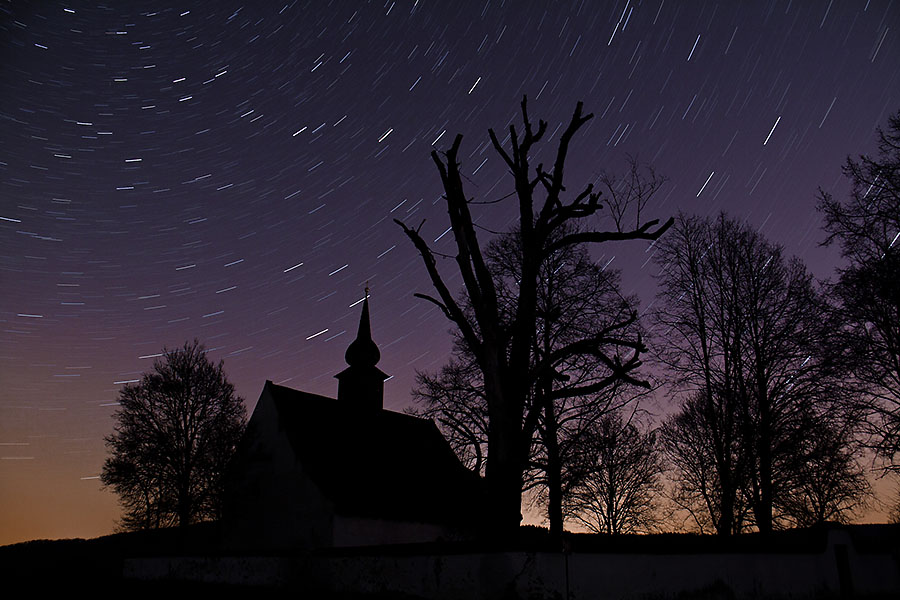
[263,380,485,525]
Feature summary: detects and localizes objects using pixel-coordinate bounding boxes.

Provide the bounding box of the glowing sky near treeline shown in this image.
[1,1,899,545]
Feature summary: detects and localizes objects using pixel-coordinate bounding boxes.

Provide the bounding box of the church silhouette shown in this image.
[224,295,485,550]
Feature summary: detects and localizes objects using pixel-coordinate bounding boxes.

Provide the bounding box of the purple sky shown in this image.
[2,1,899,544]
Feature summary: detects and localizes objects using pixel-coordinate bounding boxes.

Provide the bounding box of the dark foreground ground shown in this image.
[3,524,898,599]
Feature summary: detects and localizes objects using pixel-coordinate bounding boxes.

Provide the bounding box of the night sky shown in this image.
[2,1,899,545]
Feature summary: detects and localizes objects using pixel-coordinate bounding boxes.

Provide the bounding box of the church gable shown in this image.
[225,384,336,550]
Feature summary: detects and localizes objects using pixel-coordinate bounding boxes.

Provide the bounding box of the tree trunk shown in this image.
[177,474,192,528]
[756,386,773,535]
[178,496,191,528]
[544,396,563,541]
[483,368,524,537]
[717,471,736,536]
[485,430,524,535]
[757,429,773,535]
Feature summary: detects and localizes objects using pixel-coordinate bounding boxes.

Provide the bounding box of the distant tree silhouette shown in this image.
[568,411,665,535]
[661,389,751,536]
[778,419,871,527]
[101,340,246,530]
[397,97,672,534]
[654,214,862,535]
[413,356,489,476]
[819,110,900,479]
[414,226,652,538]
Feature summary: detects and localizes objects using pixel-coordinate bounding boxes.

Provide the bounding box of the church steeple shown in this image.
[335,288,389,410]
[344,294,380,368]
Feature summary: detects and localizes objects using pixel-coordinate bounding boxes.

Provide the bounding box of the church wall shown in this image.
[223,384,335,551]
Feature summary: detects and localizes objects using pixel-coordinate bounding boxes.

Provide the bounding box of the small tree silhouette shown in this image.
[778,419,871,527]
[568,411,665,535]
[661,389,751,536]
[101,340,246,530]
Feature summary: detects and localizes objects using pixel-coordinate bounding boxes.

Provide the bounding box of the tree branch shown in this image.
[395,217,482,357]
[546,217,675,256]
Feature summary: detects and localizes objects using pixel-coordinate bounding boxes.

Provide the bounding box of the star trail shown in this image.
[1,1,899,544]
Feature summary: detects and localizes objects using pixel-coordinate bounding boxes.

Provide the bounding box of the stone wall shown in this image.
[125,528,900,598]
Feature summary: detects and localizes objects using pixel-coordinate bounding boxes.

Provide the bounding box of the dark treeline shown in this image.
[409,100,900,538]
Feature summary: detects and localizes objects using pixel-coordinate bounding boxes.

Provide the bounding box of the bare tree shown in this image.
[413,353,489,476]
[568,411,665,534]
[101,340,247,530]
[414,226,651,538]
[778,418,871,527]
[819,110,900,476]
[396,97,672,534]
[661,390,751,535]
[507,227,651,538]
[653,215,754,536]
[654,213,862,534]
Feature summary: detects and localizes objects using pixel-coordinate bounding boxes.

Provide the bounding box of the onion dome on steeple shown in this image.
[344,293,380,368]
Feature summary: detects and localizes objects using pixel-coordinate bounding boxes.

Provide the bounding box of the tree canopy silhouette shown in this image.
[568,411,665,535]
[396,96,672,534]
[661,389,751,535]
[819,110,900,477]
[654,213,865,535]
[101,340,246,530]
